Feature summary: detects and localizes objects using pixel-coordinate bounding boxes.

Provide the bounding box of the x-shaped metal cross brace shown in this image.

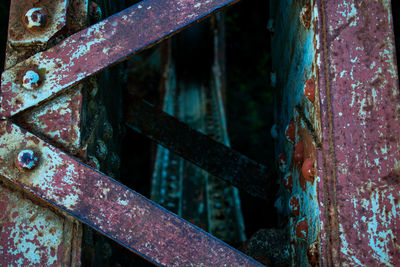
[0,0,269,265]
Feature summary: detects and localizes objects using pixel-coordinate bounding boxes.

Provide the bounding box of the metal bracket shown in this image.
[0,120,262,266]
[8,0,69,46]
[1,0,239,118]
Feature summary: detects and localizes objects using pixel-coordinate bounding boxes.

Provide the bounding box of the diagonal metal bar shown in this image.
[0,0,239,118]
[0,120,263,266]
[126,98,274,199]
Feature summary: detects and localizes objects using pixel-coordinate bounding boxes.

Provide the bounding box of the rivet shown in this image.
[16,149,39,171]
[24,7,48,30]
[22,70,42,90]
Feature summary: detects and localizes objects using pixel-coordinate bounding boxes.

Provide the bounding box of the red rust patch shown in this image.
[295,217,308,240]
[294,142,304,165]
[282,173,293,192]
[302,158,315,182]
[304,78,315,103]
[285,121,296,144]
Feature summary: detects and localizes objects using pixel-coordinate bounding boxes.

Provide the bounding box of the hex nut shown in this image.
[24,7,48,30]
[22,70,42,90]
[16,149,39,171]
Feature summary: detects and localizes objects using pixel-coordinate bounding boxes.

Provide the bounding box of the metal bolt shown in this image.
[16,150,39,171]
[24,7,48,30]
[22,70,41,90]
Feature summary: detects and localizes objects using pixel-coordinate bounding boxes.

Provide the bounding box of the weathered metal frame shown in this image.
[0,0,265,265]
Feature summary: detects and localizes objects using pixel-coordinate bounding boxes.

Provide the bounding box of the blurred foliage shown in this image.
[225,0,274,165]
[225,0,278,236]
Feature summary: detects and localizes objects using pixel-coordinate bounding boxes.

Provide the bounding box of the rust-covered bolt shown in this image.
[16,149,39,171]
[295,217,308,240]
[289,195,300,216]
[304,78,316,103]
[285,121,295,144]
[294,142,304,165]
[307,241,319,267]
[24,7,48,30]
[302,158,316,182]
[22,70,42,90]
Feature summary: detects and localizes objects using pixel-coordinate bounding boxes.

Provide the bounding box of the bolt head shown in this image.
[24,7,48,30]
[16,150,39,171]
[22,70,41,90]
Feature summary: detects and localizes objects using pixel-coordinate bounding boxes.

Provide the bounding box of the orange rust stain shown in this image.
[302,158,315,182]
[285,121,296,144]
[304,78,316,103]
[294,142,304,165]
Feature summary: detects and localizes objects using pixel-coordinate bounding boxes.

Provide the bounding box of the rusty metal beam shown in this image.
[0,0,239,118]
[126,98,274,199]
[0,120,262,266]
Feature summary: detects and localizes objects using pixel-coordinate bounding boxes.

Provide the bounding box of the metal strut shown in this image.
[126,98,274,199]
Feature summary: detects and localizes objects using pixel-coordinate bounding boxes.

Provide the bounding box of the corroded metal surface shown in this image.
[273,0,400,266]
[0,121,262,266]
[15,88,83,154]
[316,0,400,265]
[0,1,88,264]
[271,0,322,265]
[0,181,81,266]
[7,0,68,46]
[127,98,273,199]
[0,0,239,118]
